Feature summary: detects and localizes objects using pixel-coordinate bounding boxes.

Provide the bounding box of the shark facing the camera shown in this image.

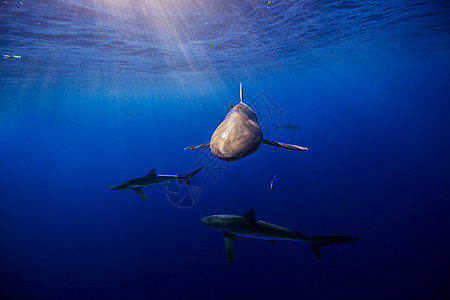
[109,167,203,199]
[202,208,358,265]
[184,83,308,161]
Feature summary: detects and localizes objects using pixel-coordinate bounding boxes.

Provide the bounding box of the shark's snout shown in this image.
[201,217,211,225]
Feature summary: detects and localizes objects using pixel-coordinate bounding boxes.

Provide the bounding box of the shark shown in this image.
[184,83,308,161]
[201,208,358,265]
[109,167,203,199]
[272,122,300,130]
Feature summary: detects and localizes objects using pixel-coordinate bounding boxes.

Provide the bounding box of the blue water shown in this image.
[1,0,450,299]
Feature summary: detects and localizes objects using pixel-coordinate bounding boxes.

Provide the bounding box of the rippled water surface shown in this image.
[1,0,449,86]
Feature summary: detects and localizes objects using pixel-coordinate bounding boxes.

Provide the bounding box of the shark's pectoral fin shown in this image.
[310,245,322,260]
[262,139,308,151]
[133,188,146,199]
[184,142,210,151]
[224,232,237,265]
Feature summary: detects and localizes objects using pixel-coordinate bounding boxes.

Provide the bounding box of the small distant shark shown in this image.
[202,208,358,265]
[270,174,278,192]
[126,112,137,117]
[109,167,203,199]
[184,83,308,161]
[272,122,300,130]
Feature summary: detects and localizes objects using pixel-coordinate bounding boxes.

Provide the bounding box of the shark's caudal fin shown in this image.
[224,232,237,265]
[240,83,244,103]
[133,187,146,199]
[308,235,358,260]
[184,167,204,185]
[272,122,280,130]
[262,139,308,151]
[184,142,210,151]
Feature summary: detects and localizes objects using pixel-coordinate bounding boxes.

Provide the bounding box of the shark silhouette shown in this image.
[202,208,358,265]
[109,167,203,199]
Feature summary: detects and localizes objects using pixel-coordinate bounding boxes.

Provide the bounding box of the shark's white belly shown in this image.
[130,178,173,188]
[237,232,298,241]
[229,228,300,241]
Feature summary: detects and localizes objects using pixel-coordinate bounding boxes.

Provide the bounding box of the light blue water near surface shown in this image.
[1,1,450,299]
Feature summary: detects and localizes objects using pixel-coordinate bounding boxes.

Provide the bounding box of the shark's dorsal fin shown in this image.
[224,232,237,265]
[133,188,146,199]
[242,208,256,222]
[146,168,156,177]
[240,83,244,103]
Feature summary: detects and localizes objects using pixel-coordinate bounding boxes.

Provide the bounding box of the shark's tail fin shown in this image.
[308,235,358,260]
[184,167,204,186]
[272,122,279,130]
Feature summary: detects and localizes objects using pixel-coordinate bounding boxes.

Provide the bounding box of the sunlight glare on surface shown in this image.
[94,0,234,89]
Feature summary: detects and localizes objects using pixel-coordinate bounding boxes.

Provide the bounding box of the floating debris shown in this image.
[270,174,278,192]
[2,54,22,59]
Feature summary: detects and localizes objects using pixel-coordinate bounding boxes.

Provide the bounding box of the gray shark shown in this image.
[272,122,300,130]
[202,208,358,265]
[184,83,308,161]
[109,167,203,199]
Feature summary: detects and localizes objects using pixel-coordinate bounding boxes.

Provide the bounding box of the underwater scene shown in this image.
[1,0,450,299]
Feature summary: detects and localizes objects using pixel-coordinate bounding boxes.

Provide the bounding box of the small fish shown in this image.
[270,173,278,192]
[272,122,300,130]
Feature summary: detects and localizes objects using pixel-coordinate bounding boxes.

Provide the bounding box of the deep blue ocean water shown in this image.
[1,0,450,299]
